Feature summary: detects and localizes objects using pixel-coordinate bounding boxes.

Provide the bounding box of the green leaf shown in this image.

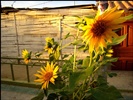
[109,34,127,45]
[92,51,95,57]
[95,54,100,62]
[106,57,118,62]
[78,44,89,52]
[62,54,69,59]
[69,55,74,64]
[78,45,85,50]
[54,46,60,60]
[69,71,85,90]
[97,75,108,86]
[113,28,121,33]
[31,90,44,100]
[124,14,133,21]
[44,89,48,97]
[49,76,65,89]
[72,15,81,19]
[77,59,83,65]
[49,54,55,62]
[82,56,90,67]
[64,32,74,39]
[68,61,96,93]
[47,93,58,100]
[108,72,117,78]
[35,52,42,57]
[91,85,124,100]
[72,39,83,45]
[62,60,73,73]
[64,32,70,39]
[85,63,95,76]
[85,15,95,19]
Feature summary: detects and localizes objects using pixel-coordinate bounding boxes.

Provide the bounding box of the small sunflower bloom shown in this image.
[45,37,53,43]
[44,37,54,54]
[34,62,59,89]
[81,6,133,53]
[22,49,31,64]
[44,43,53,54]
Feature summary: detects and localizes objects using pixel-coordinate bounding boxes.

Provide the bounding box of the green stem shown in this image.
[73,86,81,99]
[73,45,77,71]
[80,79,87,99]
[88,52,93,67]
[60,42,72,50]
[73,30,79,72]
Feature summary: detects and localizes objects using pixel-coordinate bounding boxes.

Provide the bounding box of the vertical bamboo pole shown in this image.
[58,18,63,60]
[12,2,20,57]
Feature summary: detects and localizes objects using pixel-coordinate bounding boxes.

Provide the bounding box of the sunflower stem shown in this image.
[73,45,77,71]
[73,30,79,72]
[88,52,93,67]
[60,42,72,50]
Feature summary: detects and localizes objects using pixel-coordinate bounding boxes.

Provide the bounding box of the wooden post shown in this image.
[12,4,20,57]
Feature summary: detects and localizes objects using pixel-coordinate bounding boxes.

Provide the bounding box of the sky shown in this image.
[1,1,96,8]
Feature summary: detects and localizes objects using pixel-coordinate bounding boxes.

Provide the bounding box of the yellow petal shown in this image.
[50,78,55,84]
[89,38,94,53]
[105,10,124,21]
[109,24,123,30]
[42,82,47,89]
[109,31,119,38]
[41,67,46,73]
[34,74,43,78]
[85,18,94,25]
[110,17,127,25]
[100,6,118,20]
[99,37,106,49]
[34,79,44,82]
[53,75,58,78]
[53,66,59,73]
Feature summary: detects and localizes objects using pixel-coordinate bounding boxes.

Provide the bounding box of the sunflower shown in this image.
[34,62,59,89]
[44,37,54,54]
[22,49,31,64]
[44,42,53,54]
[81,6,132,53]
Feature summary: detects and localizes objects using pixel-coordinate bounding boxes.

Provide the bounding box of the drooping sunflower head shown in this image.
[81,6,133,53]
[22,49,31,64]
[34,62,59,89]
[45,37,53,43]
[44,42,53,54]
[44,37,54,54]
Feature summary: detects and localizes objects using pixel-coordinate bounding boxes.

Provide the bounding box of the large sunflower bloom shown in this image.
[81,6,132,53]
[34,62,59,89]
[22,49,31,64]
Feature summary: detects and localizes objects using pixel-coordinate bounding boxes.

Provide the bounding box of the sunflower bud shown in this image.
[107,49,113,53]
[105,54,113,57]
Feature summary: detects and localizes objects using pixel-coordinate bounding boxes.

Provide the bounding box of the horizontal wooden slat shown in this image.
[1,8,96,57]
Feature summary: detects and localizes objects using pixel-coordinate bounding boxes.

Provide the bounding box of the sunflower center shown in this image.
[44,72,53,81]
[91,20,107,37]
